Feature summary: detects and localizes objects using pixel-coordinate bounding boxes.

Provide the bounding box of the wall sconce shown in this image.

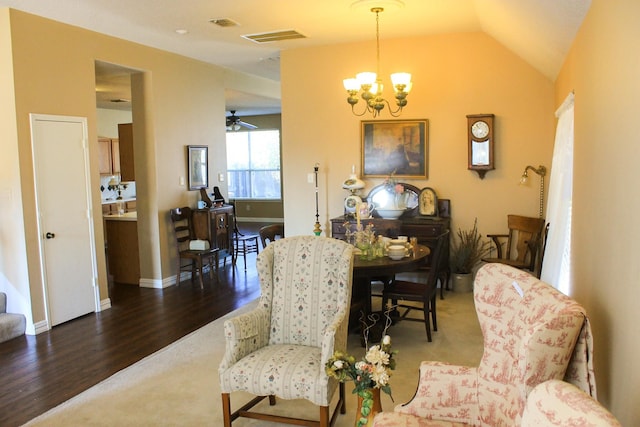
[519,165,547,218]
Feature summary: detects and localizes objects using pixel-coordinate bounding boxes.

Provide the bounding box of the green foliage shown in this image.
[450,218,490,274]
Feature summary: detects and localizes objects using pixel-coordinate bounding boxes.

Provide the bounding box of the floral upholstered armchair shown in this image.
[218,236,354,427]
[372,263,595,427]
[521,380,620,426]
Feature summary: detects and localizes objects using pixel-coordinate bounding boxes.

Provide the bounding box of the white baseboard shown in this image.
[139,277,170,288]
[235,217,283,223]
[33,320,49,335]
[99,298,112,311]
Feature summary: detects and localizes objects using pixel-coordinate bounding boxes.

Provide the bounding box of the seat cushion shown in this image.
[219,343,335,406]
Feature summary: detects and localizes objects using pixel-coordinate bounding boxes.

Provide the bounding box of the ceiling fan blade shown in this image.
[238,120,258,129]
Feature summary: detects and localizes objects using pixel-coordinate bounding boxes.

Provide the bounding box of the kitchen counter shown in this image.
[104,211,137,221]
[102,197,136,205]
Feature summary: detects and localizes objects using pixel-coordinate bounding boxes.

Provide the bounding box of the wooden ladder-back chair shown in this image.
[170,207,219,289]
[258,223,284,248]
[482,214,545,277]
[229,203,259,270]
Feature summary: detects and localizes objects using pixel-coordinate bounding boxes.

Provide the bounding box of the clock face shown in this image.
[344,195,362,214]
[471,120,490,139]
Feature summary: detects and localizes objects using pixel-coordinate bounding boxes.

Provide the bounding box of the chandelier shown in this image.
[343,7,412,117]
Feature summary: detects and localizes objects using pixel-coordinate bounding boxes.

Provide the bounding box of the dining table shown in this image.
[349,244,431,331]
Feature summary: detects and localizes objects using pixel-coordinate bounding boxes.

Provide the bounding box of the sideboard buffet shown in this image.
[192,205,235,265]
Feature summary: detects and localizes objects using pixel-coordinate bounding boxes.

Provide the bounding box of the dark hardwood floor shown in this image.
[0,224,265,427]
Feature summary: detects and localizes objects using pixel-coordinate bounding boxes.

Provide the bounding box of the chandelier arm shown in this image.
[351,103,372,117]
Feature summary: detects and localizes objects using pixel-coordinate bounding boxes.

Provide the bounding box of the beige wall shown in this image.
[2,9,278,331]
[0,9,33,326]
[281,32,555,238]
[555,0,640,424]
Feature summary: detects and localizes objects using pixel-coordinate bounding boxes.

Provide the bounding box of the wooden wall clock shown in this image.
[466,114,495,179]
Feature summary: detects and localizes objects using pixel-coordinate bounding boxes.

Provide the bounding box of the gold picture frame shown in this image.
[361,119,429,178]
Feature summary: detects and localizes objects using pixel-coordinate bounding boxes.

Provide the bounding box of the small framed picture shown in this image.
[419,187,437,216]
[187,145,209,190]
[437,199,451,218]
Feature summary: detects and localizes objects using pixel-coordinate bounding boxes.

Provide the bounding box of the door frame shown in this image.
[29,113,100,329]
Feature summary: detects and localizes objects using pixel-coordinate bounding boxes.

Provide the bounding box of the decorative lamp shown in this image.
[342,165,366,217]
[520,165,547,218]
[343,7,411,118]
[107,176,128,200]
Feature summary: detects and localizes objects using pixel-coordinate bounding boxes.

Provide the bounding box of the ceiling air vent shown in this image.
[209,18,239,28]
[242,29,306,43]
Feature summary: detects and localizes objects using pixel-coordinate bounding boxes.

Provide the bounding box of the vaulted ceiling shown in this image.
[2,0,591,115]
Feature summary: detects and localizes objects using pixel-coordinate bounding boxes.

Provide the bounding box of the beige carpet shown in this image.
[24,289,482,426]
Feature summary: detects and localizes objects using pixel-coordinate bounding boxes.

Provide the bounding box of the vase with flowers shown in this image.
[325,311,396,427]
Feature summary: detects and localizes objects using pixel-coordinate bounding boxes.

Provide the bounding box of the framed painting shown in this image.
[187,145,209,190]
[361,119,429,178]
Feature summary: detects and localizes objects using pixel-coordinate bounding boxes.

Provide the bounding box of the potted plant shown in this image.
[450,218,490,292]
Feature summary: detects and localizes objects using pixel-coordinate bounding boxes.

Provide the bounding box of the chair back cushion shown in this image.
[256,236,354,347]
[474,263,587,425]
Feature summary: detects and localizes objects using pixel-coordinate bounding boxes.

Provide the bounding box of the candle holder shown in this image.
[313,163,322,236]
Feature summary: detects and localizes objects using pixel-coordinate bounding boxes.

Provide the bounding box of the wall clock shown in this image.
[344,194,362,215]
[466,114,495,179]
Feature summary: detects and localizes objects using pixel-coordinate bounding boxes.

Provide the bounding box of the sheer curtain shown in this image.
[540,92,574,294]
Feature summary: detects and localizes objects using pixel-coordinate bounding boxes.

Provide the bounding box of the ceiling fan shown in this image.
[226,110,257,131]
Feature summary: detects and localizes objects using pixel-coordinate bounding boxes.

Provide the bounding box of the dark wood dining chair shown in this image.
[170,207,219,289]
[258,223,284,248]
[229,203,259,270]
[382,230,449,342]
[482,214,546,277]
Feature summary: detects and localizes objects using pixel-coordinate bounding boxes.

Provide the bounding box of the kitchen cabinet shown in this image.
[192,205,235,264]
[98,137,120,175]
[118,123,135,181]
[104,214,139,284]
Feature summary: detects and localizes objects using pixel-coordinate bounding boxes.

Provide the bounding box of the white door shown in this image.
[30,114,97,327]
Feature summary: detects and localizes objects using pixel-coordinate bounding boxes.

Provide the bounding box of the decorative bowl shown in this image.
[376,208,405,219]
[387,245,406,260]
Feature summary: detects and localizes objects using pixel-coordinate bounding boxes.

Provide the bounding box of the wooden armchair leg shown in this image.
[221,393,232,427]
[319,405,329,427]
